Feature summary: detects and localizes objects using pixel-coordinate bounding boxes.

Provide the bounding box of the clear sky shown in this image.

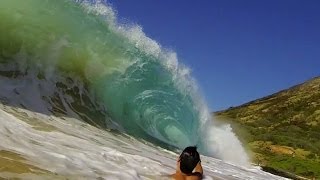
[107,0,320,111]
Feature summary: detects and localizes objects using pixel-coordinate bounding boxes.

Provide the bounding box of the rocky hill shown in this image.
[215,77,320,179]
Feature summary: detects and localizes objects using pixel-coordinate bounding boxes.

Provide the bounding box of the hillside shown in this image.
[215,77,320,179]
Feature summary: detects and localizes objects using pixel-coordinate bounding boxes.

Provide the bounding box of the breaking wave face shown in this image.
[0,0,249,165]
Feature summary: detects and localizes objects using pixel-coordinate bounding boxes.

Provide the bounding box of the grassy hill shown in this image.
[214,77,320,179]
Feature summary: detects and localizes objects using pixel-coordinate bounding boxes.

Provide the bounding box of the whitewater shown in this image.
[0,0,286,179]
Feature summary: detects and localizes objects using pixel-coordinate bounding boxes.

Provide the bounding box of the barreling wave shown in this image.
[0,0,249,165]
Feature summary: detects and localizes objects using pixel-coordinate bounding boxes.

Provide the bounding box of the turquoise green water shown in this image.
[0,0,203,149]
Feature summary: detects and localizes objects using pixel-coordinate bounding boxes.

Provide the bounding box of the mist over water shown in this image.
[0,0,249,166]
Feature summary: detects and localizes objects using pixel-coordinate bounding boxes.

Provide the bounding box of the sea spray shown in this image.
[0,0,249,166]
[204,123,250,166]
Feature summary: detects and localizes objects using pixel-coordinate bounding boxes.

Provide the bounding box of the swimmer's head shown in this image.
[179,146,200,174]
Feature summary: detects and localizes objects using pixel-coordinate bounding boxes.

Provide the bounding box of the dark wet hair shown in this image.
[179,146,200,174]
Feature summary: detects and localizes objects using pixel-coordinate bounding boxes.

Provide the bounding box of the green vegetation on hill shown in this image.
[215,77,320,179]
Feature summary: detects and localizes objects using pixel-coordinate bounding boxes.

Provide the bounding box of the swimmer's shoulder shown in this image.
[186,173,202,180]
[171,173,202,180]
[142,174,174,180]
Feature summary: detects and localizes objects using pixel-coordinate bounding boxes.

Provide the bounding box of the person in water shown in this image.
[171,146,203,180]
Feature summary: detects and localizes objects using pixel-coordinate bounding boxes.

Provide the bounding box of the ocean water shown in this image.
[0,104,286,179]
[0,0,286,179]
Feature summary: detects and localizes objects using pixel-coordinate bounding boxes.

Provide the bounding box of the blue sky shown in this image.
[108,0,320,111]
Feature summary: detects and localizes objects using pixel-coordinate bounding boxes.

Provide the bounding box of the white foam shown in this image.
[0,104,287,179]
[204,123,250,166]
